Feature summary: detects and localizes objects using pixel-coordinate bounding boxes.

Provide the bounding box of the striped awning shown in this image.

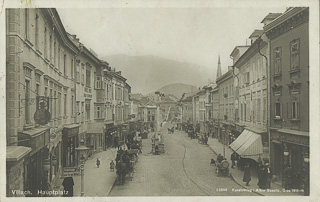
[229,129,263,161]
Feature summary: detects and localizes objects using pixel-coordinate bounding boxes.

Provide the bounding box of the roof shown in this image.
[261,13,282,23]
[7,146,32,162]
[249,30,263,38]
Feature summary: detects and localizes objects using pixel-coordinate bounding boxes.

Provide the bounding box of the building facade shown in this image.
[6,8,132,197]
[216,68,235,146]
[265,7,309,192]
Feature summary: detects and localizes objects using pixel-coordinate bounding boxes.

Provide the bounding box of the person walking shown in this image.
[265,163,272,188]
[96,158,100,168]
[257,164,266,189]
[243,163,251,186]
[62,177,74,197]
[231,152,236,168]
[110,160,115,172]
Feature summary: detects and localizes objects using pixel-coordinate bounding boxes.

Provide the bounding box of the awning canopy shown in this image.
[229,129,263,161]
[7,146,32,162]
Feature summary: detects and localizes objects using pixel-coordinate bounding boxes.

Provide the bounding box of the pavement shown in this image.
[52,147,118,197]
[205,135,305,196]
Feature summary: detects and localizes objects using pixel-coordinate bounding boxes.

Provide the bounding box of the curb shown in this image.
[229,172,264,196]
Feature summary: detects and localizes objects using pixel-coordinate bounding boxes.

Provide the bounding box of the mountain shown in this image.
[101,54,214,95]
[155,83,198,99]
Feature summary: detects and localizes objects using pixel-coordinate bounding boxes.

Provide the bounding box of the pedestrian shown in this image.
[231,152,237,168]
[265,163,272,188]
[284,165,293,190]
[110,160,115,172]
[243,163,251,186]
[62,177,74,197]
[96,158,100,168]
[217,153,224,163]
[257,164,266,189]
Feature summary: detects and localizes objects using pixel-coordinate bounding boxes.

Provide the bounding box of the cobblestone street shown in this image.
[110,125,257,196]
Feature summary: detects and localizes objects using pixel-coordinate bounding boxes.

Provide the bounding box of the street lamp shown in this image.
[75,139,89,197]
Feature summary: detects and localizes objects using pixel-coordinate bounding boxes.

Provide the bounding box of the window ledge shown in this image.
[273,117,282,120]
[273,73,281,78]
[23,123,33,130]
[289,68,300,74]
[289,118,300,122]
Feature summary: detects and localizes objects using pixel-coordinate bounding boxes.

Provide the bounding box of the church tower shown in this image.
[216,55,222,82]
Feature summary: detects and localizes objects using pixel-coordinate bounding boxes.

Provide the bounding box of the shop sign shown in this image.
[62,167,80,177]
[34,109,51,125]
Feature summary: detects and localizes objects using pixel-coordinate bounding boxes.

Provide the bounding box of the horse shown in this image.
[116,159,128,185]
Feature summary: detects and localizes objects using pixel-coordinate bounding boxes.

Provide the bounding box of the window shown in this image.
[64,54,67,75]
[275,103,281,117]
[257,98,261,122]
[95,76,101,89]
[241,103,243,121]
[95,106,102,119]
[58,92,61,117]
[50,89,53,114]
[244,72,250,84]
[44,87,48,97]
[54,90,57,118]
[44,26,47,58]
[76,63,80,82]
[81,102,84,122]
[86,102,90,120]
[71,59,74,79]
[291,93,300,119]
[54,38,56,66]
[252,62,256,81]
[290,39,300,70]
[274,47,282,75]
[86,69,91,87]
[49,34,52,62]
[35,13,39,49]
[36,83,40,95]
[263,97,267,122]
[252,99,255,122]
[25,80,31,124]
[64,94,67,116]
[81,67,85,84]
[71,95,74,116]
[261,57,266,78]
[58,46,61,70]
[25,9,29,40]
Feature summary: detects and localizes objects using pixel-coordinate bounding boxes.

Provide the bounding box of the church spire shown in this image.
[216,55,222,81]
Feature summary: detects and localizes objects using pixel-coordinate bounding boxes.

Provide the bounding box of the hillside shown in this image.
[156,83,198,99]
[101,54,214,95]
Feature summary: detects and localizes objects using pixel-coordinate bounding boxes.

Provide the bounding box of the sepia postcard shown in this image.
[0,0,319,201]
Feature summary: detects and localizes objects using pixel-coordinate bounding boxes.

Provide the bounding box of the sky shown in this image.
[57,6,286,77]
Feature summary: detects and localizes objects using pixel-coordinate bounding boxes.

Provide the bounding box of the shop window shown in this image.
[274,47,282,75]
[290,39,300,70]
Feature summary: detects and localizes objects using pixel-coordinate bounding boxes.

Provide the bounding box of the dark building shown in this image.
[265,7,309,193]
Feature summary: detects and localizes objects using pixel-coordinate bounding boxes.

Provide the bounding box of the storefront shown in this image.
[270,129,309,191]
[17,127,50,196]
[62,124,79,167]
[6,146,32,197]
[86,122,105,157]
[105,123,115,148]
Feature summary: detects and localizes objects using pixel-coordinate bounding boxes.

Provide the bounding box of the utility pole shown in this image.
[80,163,84,196]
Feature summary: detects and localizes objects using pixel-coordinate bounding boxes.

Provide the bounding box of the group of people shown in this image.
[242,162,273,188]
